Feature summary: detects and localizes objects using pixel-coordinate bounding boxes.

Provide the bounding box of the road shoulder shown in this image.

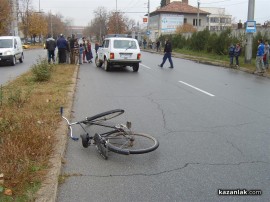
[34,65,79,202]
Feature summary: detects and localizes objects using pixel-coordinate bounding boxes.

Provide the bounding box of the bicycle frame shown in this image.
[61,107,131,141]
[60,107,159,158]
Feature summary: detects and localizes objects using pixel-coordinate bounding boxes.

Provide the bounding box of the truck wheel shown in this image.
[95,56,102,67]
[11,56,16,66]
[132,63,139,72]
[104,59,111,72]
[19,53,24,63]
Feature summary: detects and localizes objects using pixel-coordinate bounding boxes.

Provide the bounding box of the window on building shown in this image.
[193,19,201,26]
[210,17,219,23]
[184,18,187,24]
[220,18,226,23]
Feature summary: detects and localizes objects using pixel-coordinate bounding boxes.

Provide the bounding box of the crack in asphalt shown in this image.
[145,93,173,132]
[226,139,245,156]
[203,121,255,129]
[162,130,213,136]
[144,93,172,133]
[63,161,270,179]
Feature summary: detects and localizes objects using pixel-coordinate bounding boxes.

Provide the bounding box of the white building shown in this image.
[148,0,209,41]
[200,7,232,31]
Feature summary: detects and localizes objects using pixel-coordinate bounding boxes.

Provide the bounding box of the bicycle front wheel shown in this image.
[85,109,124,123]
[106,132,159,154]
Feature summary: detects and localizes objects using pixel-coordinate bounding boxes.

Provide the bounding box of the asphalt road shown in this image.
[0,49,47,85]
[56,51,270,202]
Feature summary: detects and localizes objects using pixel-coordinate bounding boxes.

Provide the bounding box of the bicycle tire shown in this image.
[80,133,90,148]
[94,133,108,159]
[84,109,124,123]
[106,132,159,154]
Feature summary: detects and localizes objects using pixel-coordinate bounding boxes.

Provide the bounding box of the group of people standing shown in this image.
[228,39,270,74]
[142,39,161,52]
[45,34,94,65]
[229,43,242,68]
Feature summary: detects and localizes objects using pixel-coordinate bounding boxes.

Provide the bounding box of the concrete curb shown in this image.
[34,65,80,202]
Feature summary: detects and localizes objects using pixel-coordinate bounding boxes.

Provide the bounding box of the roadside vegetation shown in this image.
[0,59,76,201]
[159,29,269,74]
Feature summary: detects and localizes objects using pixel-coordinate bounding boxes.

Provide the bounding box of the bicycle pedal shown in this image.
[126,121,132,129]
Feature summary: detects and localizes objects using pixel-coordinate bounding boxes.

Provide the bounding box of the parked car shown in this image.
[95,37,141,72]
[22,43,30,49]
[0,36,24,66]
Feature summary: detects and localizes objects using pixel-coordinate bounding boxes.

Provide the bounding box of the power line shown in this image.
[122,0,141,12]
[201,0,247,7]
[217,1,247,7]
[201,0,231,5]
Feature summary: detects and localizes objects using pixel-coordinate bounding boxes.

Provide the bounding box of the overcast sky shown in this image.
[32,0,269,26]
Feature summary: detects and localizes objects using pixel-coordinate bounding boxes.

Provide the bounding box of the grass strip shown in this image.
[0,63,76,201]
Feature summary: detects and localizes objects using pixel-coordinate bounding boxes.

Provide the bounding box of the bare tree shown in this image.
[18,0,32,39]
[64,17,74,37]
[107,11,127,34]
[94,7,109,41]
[0,0,13,35]
[126,19,136,33]
[49,13,67,38]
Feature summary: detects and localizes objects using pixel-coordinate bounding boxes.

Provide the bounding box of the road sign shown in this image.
[246,21,256,33]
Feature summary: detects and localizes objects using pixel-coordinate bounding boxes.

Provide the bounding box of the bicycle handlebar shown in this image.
[61,107,79,141]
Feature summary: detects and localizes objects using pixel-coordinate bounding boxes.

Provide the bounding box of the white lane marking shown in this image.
[179,81,215,97]
[140,63,152,69]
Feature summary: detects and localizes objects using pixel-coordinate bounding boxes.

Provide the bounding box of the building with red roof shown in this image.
[148,0,209,40]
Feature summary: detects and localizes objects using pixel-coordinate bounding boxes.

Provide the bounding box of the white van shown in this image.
[0,36,24,66]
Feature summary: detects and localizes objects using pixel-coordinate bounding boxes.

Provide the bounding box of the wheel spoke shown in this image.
[105,132,159,154]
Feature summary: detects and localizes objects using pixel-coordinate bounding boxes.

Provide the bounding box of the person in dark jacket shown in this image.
[56,34,68,63]
[228,44,235,67]
[69,34,76,64]
[94,41,99,54]
[156,41,160,52]
[85,39,93,63]
[158,38,174,68]
[234,43,241,67]
[45,34,56,63]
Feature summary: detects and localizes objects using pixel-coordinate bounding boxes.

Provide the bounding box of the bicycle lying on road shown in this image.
[61,108,159,159]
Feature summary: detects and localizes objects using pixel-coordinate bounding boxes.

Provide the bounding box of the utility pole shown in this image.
[245,0,255,64]
[50,11,53,37]
[197,0,200,31]
[11,0,19,36]
[99,13,102,42]
[147,0,150,32]
[147,0,150,45]
[116,0,119,34]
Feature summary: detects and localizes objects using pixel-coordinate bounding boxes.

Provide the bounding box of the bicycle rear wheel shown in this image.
[106,132,159,154]
[84,109,124,123]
